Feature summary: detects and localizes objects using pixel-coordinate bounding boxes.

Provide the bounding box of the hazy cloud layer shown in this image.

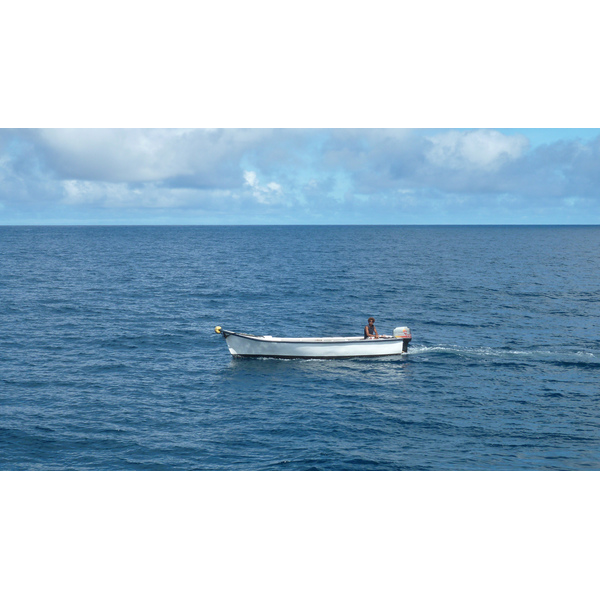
[1,128,599,224]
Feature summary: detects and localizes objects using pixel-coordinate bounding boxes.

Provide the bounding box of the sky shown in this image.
[1,128,600,225]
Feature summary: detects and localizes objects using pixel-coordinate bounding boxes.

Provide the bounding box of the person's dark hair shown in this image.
[368,318,375,323]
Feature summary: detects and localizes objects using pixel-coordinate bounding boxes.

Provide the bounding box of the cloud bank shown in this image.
[1,128,599,224]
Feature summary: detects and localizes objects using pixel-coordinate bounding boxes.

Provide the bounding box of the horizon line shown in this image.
[1,223,599,227]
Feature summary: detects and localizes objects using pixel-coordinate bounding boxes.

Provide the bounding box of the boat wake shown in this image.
[409,344,597,363]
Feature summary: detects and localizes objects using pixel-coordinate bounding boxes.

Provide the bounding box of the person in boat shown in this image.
[364,317,379,339]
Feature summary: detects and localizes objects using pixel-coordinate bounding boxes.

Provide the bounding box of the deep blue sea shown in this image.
[1,225,599,470]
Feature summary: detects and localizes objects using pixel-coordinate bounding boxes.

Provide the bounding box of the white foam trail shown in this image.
[409,345,597,360]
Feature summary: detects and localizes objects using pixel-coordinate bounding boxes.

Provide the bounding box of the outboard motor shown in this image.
[393,326,412,353]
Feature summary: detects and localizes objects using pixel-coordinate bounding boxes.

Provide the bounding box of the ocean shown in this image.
[1,225,599,470]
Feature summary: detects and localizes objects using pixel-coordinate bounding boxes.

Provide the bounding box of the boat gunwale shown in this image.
[222,330,411,345]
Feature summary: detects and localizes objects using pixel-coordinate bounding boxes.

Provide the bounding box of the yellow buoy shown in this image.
[214,326,222,334]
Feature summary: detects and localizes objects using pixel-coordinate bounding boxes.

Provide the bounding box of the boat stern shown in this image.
[393,326,412,353]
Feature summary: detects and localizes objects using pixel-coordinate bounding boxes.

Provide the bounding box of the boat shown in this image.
[214,325,412,359]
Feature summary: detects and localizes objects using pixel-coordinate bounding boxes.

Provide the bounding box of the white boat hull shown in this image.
[216,329,411,359]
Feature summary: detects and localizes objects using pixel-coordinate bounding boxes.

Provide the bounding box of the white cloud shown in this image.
[60,178,243,211]
[35,128,271,185]
[426,129,529,171]
[243,170,258,187]
[61,180,139,205]
[243,170,284,204]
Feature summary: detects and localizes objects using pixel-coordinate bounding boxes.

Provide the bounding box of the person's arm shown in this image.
[373,326,379,338]
[364,325,370,338]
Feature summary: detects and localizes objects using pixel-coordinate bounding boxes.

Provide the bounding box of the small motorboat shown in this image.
[214,326,412,359]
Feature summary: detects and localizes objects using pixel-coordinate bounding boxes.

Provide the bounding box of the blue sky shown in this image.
[1,128,599,225]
